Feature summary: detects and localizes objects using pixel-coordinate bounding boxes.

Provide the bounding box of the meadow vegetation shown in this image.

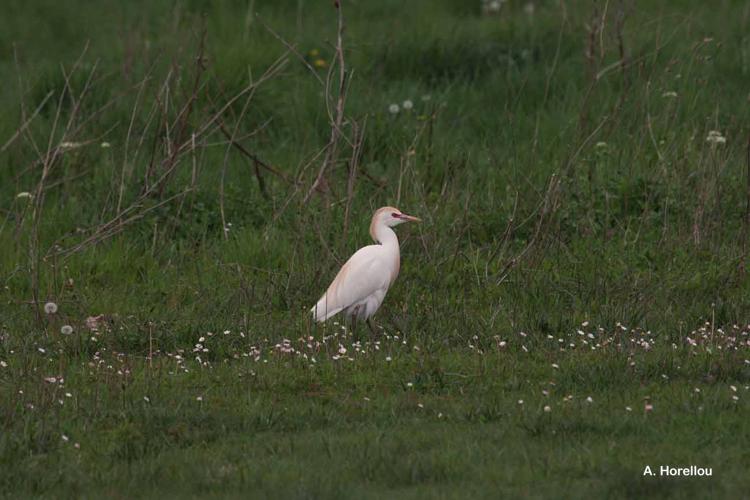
[1,0,750,497]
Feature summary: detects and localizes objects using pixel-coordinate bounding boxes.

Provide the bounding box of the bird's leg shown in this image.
[366,318,378,336]
[350,316,357,339]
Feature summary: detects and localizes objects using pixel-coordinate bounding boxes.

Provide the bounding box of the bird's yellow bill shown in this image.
[400,213,422,222]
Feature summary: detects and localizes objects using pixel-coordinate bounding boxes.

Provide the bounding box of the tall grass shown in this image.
[1,0,750,497]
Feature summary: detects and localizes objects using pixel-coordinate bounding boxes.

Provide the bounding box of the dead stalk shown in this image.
[303,1,350,204]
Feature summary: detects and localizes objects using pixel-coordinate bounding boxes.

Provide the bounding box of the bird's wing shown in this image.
[311,245,392,322]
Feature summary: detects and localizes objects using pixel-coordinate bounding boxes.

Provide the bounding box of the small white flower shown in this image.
[543,405,551,412]
[196,396,203,401]
[402,99,413,110]
[661,91,678,98]
[16,191,33,200]
[100,142,111,148]
[586,396,594,403]
[595,141,607,148]
[485,0,502,13]
[44,302,58,314]
[517,399,524,405]
[385,356,392,362]
[388,103,400,114]
[143,396,150,403]
[0,361,7,368]
[61,435,69,442]
[625,406,632,412]
[60,325,73,335]
[706,130,726,144]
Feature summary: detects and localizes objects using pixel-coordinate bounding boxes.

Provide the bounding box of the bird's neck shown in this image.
[372,225,399,249]
[373,224,400,284]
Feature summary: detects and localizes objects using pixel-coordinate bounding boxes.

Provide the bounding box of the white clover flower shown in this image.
[59,141,82,151]
[44,302,58,314]
[388,103,400,114]
[60,325,74,335]
[484,0,503,14]
[402,99,413,110]
[706,130,726,144]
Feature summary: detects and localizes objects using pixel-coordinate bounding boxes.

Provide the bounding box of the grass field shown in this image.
[2,0,750,497]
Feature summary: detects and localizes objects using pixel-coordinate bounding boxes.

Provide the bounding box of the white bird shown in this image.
[310,206,421,328]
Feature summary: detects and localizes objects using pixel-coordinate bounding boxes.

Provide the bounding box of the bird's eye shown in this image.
[391,212,400,218]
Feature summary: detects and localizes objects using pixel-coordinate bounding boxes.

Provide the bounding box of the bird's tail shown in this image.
[310,295,343,322]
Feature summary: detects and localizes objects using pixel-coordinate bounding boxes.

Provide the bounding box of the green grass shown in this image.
[2,0,750,497]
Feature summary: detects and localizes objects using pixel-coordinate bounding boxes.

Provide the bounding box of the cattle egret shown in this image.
[311,206,421,328]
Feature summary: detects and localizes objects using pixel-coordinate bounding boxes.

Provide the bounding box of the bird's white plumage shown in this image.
[310,206,420,323]
[311,245,393,321]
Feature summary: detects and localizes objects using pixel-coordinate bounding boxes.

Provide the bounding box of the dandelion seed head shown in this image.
[706,130,726,144]
[44,302,58,314]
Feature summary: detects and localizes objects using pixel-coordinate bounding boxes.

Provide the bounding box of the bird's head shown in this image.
[375,206,422,227]
[370,206,421,242]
